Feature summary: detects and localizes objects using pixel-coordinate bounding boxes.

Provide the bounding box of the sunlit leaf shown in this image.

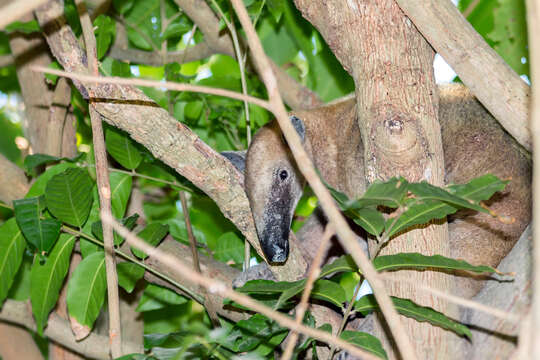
[341,331,387,359]
[117,262,145,293]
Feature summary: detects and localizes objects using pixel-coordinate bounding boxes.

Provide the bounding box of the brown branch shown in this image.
[527,0,540,357]
[0,54,13,67]
[0,323,44,360]
[75,0,122,356]
[393,0,531,151]
[0,300,140,359]
[0,0,50,29]
[229,0,417,359]
[31,66,273,111]
[103,214,380,360]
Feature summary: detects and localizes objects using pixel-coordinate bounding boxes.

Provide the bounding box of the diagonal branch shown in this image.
[228,0,417,359]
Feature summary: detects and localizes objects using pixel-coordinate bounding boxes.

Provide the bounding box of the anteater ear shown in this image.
[221,150,247,173]
[289,115,306,143]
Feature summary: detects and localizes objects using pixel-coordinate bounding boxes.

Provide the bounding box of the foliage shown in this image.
[0,0,526,358]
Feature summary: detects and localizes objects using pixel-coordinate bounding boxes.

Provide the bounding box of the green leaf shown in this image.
[67,251,107,329]
[407,181,487,213]
[350,177,408,209]
[212,232,244,264]
[347,207,385,236]
[373,253,499,274]
[105,127,142,170]
[218,314,286,352]
[92,213,139,246]
[447,174,508,202]
[45,168,94,227]
[341,331,387,360]
[136,284,188,312]
[117,262,145,293]
[110,171,132,218]
[354,295,472,339]
[385,200,457,239]
[0,218,26,305]
[131,223,169,259]
[310,279,346,308]
[94,15,116,60]
[23,153,83,177]
[26,162,78,198]
[13,197,61,253]
[8,255,32,301]
[31,234,75,335]
[319,255,357,278]
[112,0,135,14]
[5,20,40,34]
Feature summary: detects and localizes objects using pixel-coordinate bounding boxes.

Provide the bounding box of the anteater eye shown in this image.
[279,169,288,181]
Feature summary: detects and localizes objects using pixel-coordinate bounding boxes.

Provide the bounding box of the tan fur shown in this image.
[246,84,530,296]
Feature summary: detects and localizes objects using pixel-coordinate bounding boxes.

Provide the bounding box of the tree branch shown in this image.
[229,1,417,359]
[393,0,531,151]
[0,154,29,204]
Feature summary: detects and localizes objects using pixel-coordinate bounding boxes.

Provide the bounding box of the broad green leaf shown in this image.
[347,207,385,236]
[45,168,94,227]
[94,15,116,59]
[80,194,101,257]
[236,279,304,295]
[408,182,487,213]
[23,153,83,176]
[354,295,472,339]
[136,284,188,312]
[341,331,387,360]
[67,251,107,329]
[110,172,132,218]
[167,218,207,245]
[0,218,26,305]
[213,232,244,264]
[5,20,40,33]
[131,223,169,259]
[105,127,142,170]
[26,162,78,198]
[31,234,75,335]
[13,197,61,253]
[117,262,145,293]
[350,177,408,209]
[161,16,192,40]
[385,200,457,239]
[373,253,499,274]
[448,174,508,202]
[310,279,346,308]
[319,255,357,278]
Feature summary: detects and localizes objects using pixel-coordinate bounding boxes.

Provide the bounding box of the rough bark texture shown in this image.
[34,0,307,282]
[394,0,531,151]
[460,226,531,359]
[295,1,451,358]
[8,12,53,154]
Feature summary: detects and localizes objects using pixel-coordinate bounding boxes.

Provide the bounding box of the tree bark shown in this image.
[294,1,451,358]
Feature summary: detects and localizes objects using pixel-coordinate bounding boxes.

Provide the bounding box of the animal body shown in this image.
[225,84,531,294]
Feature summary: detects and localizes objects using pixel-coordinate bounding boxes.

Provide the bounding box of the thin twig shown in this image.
[328,278,364,360]
[282,225,335,360]
[380,273,520,324]
[29,66,272,111]
[76,1,122,356]
[526,0,540,356]
[102,214,380,360]
[228,1,417,359]
[462,0,480,18]
[0,0,50,29]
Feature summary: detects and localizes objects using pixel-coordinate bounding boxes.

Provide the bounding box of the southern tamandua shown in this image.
[223,84,531,293]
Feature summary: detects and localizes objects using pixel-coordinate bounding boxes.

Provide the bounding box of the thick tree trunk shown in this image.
[294,1,452,358]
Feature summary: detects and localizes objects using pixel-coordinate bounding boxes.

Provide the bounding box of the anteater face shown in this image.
[245,120,305,263]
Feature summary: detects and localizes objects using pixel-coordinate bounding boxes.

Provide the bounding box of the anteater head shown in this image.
[223,116,307,263]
